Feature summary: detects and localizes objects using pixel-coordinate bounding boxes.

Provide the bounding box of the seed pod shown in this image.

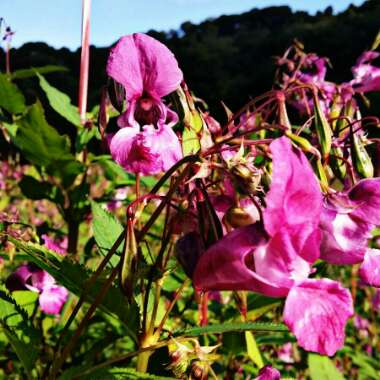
[313,89,332,160]
[351,128,374,178]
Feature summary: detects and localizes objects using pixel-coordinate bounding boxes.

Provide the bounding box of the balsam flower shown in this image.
[194,136,353,356]
[107,33,183,175]
[6,263,68,315]
[351,51,380,93]
[319,178,380,287]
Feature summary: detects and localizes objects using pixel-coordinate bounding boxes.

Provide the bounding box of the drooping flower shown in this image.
[194,136,354,356]
[319,178,380,286]
[107,33,183,175]
[351,51,380,93]
[6,264,68,315]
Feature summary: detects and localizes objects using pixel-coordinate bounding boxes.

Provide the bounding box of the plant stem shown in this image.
[49,265,119,379]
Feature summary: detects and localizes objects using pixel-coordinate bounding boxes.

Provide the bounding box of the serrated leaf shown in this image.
[308,354,345,380]
[13,102,83,187]
[37,73,81,126]
[11,65,68,79]
[0,291,40,379]
[174,321,288,337]
[8,237,139,341]
[92,202,124,257]
[77,367,175,380]
[0,73,26,114]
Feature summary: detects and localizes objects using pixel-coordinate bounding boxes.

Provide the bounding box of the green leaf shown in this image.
[245,331,264,368]
[0,291,40,379]
[13,102,83,186]
[19,175,64,205]
[0,73,26,114]
[182,111,203,156]
[11,65,68,79]
[37,72,81,126]
[8,237,139,341]
[174,321,288,337]
[308,354,345,380]
[76,367,175,380]
[92,202,124,256]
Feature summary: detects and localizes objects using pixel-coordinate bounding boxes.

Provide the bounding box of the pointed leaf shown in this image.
[37,73,81,126]
[0,73,26,114]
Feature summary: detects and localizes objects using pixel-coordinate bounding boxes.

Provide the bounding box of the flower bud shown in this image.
[175,232,204,278]
[224,206,256,228]
[231,164,261,195]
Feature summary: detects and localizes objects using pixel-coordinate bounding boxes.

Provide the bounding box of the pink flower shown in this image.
[6,264,68,315]
[194,136,354,355]
[351,51,380,93]
[319,178,380,286]
[42,234,67,256]
[277,342,294,363]
[107,33,183,175]
[254,365,281,380]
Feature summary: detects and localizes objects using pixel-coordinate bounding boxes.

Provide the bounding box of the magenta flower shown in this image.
[194,136,354,356]
[6,264,68,315]
[351,51,380,93]
[254,365,281,380]
[42,234,67,256]
[319,178,380,286]
[107,33,183,175]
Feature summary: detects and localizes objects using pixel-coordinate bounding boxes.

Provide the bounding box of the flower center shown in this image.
[135,97,161,127]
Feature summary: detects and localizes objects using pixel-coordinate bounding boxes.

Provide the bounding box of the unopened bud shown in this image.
[231,164,261,195]
[225,207,256,228]
[175,232,204,278]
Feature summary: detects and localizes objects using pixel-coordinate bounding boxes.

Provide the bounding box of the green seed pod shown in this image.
[313,90,332,160]
[351,129,374,178]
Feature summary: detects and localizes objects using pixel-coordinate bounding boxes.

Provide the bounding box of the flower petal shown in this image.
[193,225,289,297]
[5,264,33,292]
[319,208,371,264]
[264,136,322,262]
[39,285,68,315]
[359,249,380,287]
[283,278,353,356]
[254,365,281,380]
[348,178,380,225]
[107,34,183,100]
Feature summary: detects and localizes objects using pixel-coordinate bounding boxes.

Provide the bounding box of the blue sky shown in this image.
[1,0,366,50]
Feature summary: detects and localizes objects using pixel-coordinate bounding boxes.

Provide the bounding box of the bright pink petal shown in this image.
[39,285,68,315]
[264,137,322,262]
[5,264,33,292]
[283,278,353,356]
[107,36,144,100]
[110,123,182,175]
[349,178,380,225]
[42,234,67,256]
[359,249,380,287]
[31,270,56,291]
[319,207,371,264]
[254,365,281,380]
[193,225,289,297]
[254,228,311,291]
[107,33,183,100]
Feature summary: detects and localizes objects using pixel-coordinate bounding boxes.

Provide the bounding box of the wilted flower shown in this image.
[6,264,68,315]
[107,33,183,175]
[194,136,354,356]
